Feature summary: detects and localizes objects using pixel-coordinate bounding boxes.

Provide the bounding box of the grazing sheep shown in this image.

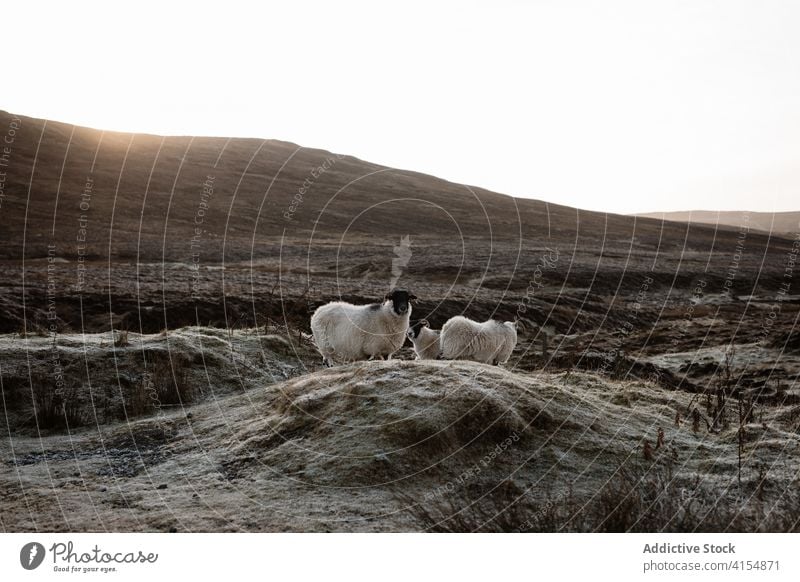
[440,316,518,365]
[310,289,416,365]
[406,319,441,360]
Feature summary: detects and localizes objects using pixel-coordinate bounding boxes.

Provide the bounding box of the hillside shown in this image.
[1,111,794,263]
[0,110,797,338]
[0,109,592,261]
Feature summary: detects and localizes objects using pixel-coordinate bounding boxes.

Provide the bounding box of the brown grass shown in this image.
[398,460,800,533]
[114,329,130,347]
[121,352,194,417]
[29,374,87,430]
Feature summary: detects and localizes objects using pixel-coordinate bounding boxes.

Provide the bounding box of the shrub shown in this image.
[29,374,87,430]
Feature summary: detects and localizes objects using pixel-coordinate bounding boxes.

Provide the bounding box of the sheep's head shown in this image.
[407,319,429,340]
[385,289,416,316]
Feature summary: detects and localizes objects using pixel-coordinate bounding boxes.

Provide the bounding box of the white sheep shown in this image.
[310,289,416,365]
[406,319,441,360]
[439,316,517,365]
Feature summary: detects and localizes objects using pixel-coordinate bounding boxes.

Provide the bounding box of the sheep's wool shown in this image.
[440,316,517,364]
[311,300,411,364]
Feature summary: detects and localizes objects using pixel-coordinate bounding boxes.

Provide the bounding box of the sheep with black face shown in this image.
[310,289,416,366]
[406,319,441,360]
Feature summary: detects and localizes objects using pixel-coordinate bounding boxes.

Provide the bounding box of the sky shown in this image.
[4,0,799,214]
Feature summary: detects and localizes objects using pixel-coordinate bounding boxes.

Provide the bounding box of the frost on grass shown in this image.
[2,339,799,532]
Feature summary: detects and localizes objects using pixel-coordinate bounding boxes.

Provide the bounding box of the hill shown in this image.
[0,110,796,338]
[3,335,798,532]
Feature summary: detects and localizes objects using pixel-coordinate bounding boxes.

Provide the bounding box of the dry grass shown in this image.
[122,352,194,416]
[398,460,800,533]
[1,327,318,435]
[3,341,800,532]
[149,352,193,406]
[29,373,87,430]
[114,329,130,347]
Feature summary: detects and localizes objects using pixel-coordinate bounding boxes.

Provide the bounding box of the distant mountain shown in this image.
[634,210,800,237]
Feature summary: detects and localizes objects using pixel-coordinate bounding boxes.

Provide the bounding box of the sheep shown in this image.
[439,316,518,365]
[406,319,441,360]
[310,289,416,366]
[493,320,518,364]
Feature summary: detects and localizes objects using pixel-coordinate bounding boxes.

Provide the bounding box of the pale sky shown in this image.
[4,0,800,214]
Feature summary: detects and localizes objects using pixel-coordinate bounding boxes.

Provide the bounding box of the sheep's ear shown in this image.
[409,294,418,301]
[384,293,393,301]
[421,319,429,327]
